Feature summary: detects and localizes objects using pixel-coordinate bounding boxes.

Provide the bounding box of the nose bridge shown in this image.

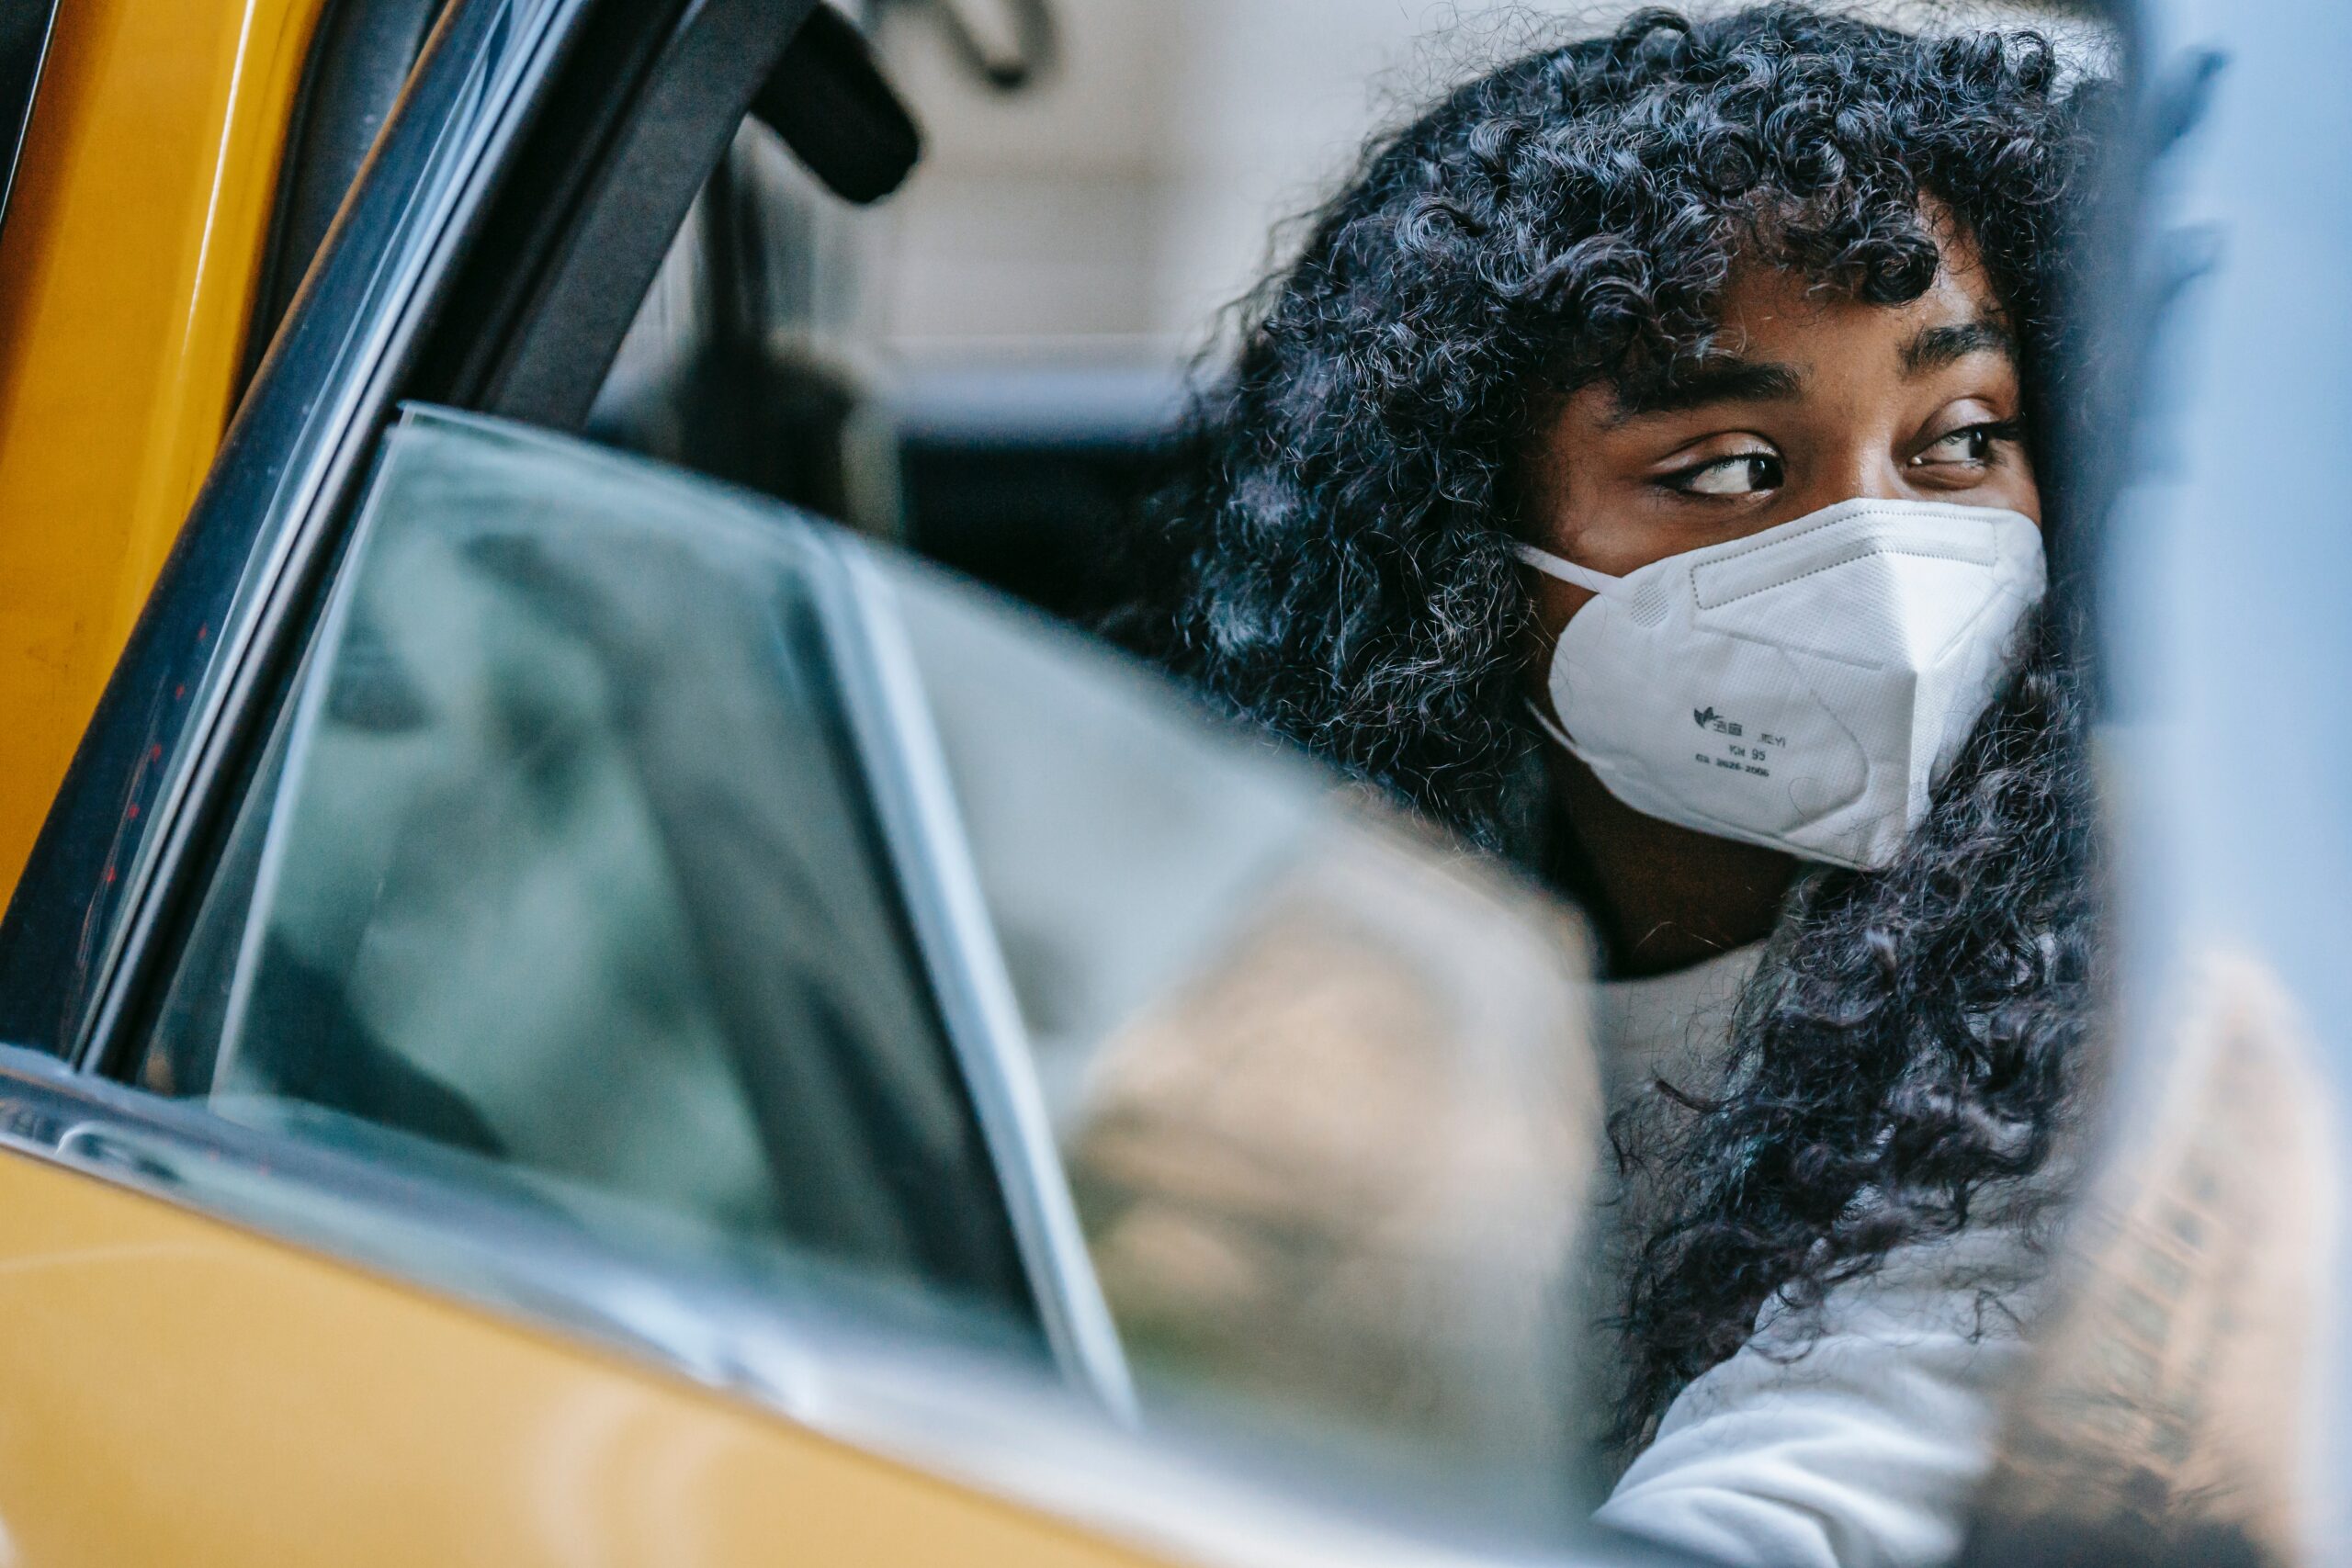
[1802,412,1911,508]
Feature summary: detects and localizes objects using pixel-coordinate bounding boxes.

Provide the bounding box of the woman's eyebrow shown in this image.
[1902,318,2016,376]
[1606,358,1804,423]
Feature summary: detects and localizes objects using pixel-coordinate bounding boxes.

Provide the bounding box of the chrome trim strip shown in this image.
[0,0,59,244]
[74,0,585,1069]
[0,1043,831,1390]
[831,538,1140,1423]
[204,441,399,1093]
[0,1043,1655,1568]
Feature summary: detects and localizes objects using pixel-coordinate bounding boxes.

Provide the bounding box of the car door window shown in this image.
[123,400,1606,1544]
[134,406,1042,1355]
[876,557,1604,1529]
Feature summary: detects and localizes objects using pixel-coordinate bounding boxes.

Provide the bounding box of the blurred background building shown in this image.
[865,1,2099,401]
[595,0,2102,619]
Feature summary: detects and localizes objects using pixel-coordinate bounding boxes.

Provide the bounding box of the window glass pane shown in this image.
[877,556,1605,1536]
[139,410,1039,1352]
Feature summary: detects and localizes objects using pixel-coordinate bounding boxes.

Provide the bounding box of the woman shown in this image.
[1117,8,2104,1565]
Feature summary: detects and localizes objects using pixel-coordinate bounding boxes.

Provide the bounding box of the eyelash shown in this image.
[1657,420,2026,496]
[1914,418,2026,467]
[1658,451,1781,496]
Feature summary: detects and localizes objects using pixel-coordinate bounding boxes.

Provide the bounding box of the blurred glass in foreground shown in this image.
[136,406,1613,1559]
[899,553,1606,1531]
[1959,0,2352,1560]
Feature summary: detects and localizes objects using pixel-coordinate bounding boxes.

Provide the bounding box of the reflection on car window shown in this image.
[126,403,1619,1551]
[138,409,1039,1351]
[879,557,1608,1533]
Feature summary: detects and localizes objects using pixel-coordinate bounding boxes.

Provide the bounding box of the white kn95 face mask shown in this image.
[1516,496,2046,871]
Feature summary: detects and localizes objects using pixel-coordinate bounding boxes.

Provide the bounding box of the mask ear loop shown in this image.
[1510,542,1621,752]
[1511,541,1623,597]
[1524,694,1580,753]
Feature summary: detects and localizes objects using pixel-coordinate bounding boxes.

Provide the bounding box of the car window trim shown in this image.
[0,0,818,1065]
[63,0,591,1073]
[831,536,1139,1422]
[187,403,1088,1391]
[0,0,59,247]
[0,0,1135,1422]
[412,0,820,426]
[0,0,594,1056]
[235,0,448,397]
[36,0,833,1071]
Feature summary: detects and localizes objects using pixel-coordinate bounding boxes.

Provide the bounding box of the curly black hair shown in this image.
[1114,4,2108,1443]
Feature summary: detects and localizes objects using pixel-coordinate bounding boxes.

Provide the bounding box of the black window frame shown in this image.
[234,0,448,397]
[0,0,59,248]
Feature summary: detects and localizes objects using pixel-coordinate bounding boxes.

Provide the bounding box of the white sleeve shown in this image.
[1594,1229,2039,1568]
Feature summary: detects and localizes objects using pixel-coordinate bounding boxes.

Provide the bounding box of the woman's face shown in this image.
[1521,223,2041,639]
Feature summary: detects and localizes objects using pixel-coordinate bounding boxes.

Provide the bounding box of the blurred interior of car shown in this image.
[579,1,1173,630]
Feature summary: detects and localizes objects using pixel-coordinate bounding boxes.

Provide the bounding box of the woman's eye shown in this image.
[1668,453,1782,496]
[1911,421,2018,469]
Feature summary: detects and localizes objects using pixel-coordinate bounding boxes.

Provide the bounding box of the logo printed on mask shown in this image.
[1516,497,2046,870]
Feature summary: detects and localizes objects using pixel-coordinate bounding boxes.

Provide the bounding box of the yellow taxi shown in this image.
[0,3,1612,1563]
[4,1,2346,1564]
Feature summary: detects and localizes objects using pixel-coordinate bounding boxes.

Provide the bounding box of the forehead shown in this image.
[1713,226,2007,365]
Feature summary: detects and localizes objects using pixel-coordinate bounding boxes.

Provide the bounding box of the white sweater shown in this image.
[1586,946,2039,1568]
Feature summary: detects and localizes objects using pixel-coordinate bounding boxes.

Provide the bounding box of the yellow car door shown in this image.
[0,1140,1150,1567]
[0,0,323,900]
[0,3,1160,1562]
[0,4,1146,1561]
[0,4,1618,1563]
